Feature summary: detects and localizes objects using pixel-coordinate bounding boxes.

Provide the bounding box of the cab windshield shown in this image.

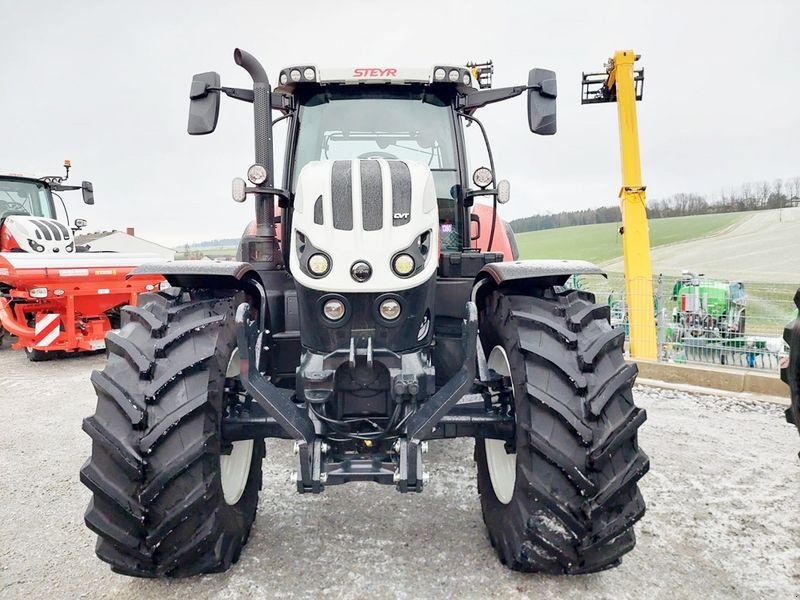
[0,178,55,219]
[293,85,461,246]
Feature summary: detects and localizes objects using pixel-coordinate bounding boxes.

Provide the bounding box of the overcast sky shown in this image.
[1,1,798,247]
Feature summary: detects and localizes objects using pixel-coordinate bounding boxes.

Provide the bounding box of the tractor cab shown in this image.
[0,163,94,254]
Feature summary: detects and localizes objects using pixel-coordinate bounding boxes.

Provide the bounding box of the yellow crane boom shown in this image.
[582,49,657,360]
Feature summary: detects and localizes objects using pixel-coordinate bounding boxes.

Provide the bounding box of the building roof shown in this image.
[75,230,175,252]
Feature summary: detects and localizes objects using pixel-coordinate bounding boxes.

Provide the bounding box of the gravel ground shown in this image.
[1,349,798,600]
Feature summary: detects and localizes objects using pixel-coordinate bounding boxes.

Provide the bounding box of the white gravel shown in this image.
[0,349,798,599]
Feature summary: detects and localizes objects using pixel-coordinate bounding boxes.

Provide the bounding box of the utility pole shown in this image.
[582,50,658,360]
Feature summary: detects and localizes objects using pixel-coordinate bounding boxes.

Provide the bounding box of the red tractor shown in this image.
[82,51,649,577]
[0,162,162,359]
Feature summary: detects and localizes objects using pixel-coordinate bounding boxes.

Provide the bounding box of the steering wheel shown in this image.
[0,200,28,214]
[357,151,399,160]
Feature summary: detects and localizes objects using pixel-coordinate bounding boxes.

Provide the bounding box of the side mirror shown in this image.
[74,218,88,230]
[527,68,557,135]
[81,181,94,205]
[497,180,511,204]
[188,72,221,135]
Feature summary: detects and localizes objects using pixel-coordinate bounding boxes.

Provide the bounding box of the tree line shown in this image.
[510,176,800,234]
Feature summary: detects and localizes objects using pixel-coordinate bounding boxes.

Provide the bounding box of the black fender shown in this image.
[130,260,259,291]
[473,259,605,307]
[130,260,269,330]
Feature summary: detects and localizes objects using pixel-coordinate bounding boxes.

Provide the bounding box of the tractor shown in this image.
[0,163,161,359]
[81,50,650,577]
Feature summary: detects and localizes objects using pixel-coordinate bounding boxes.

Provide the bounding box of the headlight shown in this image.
[472,166,493,189]
[379,298,401,320]
[308,253,331,276]
[247,164,268,185]
[29,287,48,298]
[28,239,45,253]
[65,242,74,253]
[323,299,346,321]
[392,253,415,277]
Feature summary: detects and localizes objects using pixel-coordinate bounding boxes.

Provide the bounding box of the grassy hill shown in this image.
[515,212,744,265]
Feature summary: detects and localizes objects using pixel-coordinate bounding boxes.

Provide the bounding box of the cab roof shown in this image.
[275,65,476,94]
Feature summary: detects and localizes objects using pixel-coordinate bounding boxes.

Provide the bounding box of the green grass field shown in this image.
[515,212,744,264]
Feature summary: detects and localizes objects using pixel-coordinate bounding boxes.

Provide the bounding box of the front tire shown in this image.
[80,287,264,577]
[476,287,649,574]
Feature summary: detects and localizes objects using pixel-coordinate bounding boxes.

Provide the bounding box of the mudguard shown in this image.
[474,259,605,305]
[131,260,256,290]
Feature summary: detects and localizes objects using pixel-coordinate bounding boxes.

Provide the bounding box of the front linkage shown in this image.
[233,299,490,493]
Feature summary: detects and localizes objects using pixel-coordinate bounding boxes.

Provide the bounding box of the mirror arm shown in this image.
[210,86,254,103]
[465,189,499,200]
[460,85,527,111]
[49,183,81,192]
[461,82,557,112]
[205,86,293,112]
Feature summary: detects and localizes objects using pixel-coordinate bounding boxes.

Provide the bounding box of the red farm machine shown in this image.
[0,162,163,360]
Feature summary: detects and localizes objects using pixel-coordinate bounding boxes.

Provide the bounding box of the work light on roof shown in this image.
[303,67,316,81]
[290,69,302,82]
[448,69,460,82]
[434,68,446,81]
[279,73,288,85]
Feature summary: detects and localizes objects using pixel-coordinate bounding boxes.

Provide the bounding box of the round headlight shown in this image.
[308,253,331,276]
[462,73,471,86]
[472,166,493,189]
[290,69,302,82]
[448,69,460,82]
[247,164,268,185]
[392,253,415,276]
[323,299,346,321]
[279,73,288,85]
[303,67,315,81]
[434,68,446,81]
[379,298,402,320]
[350,261,372,283]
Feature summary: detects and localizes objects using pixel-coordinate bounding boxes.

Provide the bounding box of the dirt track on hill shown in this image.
[1,349,798,599]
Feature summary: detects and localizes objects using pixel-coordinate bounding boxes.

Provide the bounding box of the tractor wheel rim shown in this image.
[221,348,253,506]
[485,345,516,505]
